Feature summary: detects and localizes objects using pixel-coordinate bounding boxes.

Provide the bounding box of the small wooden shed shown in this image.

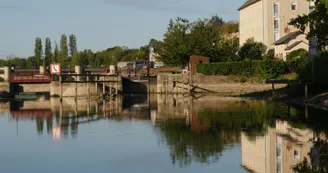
[189,55,210,74]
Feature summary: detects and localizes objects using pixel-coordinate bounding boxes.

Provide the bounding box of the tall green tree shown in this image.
[161,17,191,66]
[53,42,59,63]
[44,37,52,67]
[59,34,69,68]
[34,37,43,66]
[289,0,328,50]
[69,34,77,57]
[188,18,221,59]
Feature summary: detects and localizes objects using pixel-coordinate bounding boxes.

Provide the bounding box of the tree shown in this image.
[59,34,69,68]
[161,17,191,66]
[71,49,93,67]
[239,38,267,60]
[188,18,222,60]
[207,15,224,28]
[34,37,43,66]
[45,37,52,67]
[53,42,59,63]
[289,0,328,50]
[69,34,77,57]
[219,21,239,35]
[26,56,38,68]
[216,37,240,61]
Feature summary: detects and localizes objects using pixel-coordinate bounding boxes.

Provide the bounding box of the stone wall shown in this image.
[156,74,286,95]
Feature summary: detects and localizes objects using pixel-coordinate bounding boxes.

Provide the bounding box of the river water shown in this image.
[0,94,327,173]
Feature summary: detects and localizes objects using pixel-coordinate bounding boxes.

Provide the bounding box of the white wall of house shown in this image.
[239,1,264,46]
[239,0,311,50]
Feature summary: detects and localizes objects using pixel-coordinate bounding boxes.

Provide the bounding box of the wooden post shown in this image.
[305,84,308,104]
[75,81,77,100]
[95,76,98,95]
[272,83,275,99]
[59,75,62,99]
[116,76,118,94]
[87,76,90,99]
[103,79,105,96]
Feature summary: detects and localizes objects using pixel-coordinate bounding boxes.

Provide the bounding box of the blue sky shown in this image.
[0,0,244,58]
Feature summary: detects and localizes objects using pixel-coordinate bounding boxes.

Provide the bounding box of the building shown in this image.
[189,55,210,74]
[238,0,314,60]
[241,120,323,173]
[149,47,164,68]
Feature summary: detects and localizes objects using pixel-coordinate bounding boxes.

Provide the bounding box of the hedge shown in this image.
[196,57,313,79]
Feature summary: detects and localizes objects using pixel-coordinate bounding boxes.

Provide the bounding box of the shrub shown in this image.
[286,49,307,61]
[196,59,288,78]
[239,38,267,60]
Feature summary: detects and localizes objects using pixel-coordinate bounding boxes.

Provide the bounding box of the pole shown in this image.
[59,75,62,99]
[87,76,90,99]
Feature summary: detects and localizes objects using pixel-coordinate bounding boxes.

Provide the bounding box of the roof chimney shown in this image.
[284,26,290,34]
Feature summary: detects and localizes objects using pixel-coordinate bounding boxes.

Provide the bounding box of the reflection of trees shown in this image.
[46,118,53,134]
[198,109,269,141]
[293,139,328,172]
[158,121,240,167]
[36,119,44,135]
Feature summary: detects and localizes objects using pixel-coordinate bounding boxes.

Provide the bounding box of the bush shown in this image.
[239,38,267,60]
[197,59,288,78]
[286,49,307,61]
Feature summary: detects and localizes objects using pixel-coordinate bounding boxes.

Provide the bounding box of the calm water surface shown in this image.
[0,94,328,173]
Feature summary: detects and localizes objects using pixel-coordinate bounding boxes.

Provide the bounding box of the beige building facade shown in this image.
[239,0,314,60]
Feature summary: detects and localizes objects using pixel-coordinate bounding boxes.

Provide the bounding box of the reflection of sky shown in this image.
[0,117,247,173]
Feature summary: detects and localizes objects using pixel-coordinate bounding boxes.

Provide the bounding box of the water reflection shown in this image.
[1,94,328,172]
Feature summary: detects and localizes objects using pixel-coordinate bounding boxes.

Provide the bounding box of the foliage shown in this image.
[34,37,43,66]
[289,0,328,50]
[59,34,69,68]
[218,21,239,35]
[53,42,59,63]
[71,49,93,67]
[45,37,52,67]
[215,36,240,61]
[197,59,288,78]
[69,34,77,57]
[239,38,267,60]
[188,18,221,59]
[286,48,308,61]
[161,17,191,66]
[158,121,240,167]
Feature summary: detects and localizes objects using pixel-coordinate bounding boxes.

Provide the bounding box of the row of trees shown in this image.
[33,34,77,68]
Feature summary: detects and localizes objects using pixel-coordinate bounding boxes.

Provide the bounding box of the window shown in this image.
[274,18,279,31]
[291,2,297,11]
[274,32,280,41]
[294,149,300,160]
[274,3,279,16]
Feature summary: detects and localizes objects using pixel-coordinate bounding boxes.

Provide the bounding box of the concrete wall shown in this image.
[16,84,50,93]
[50,82,99,97]
[122,76,157,93]
[157,74,286,95]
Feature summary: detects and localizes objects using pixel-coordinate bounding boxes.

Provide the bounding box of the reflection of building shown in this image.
[241,120,322,173]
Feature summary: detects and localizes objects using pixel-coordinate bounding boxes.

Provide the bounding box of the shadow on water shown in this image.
[3,94,328,171]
